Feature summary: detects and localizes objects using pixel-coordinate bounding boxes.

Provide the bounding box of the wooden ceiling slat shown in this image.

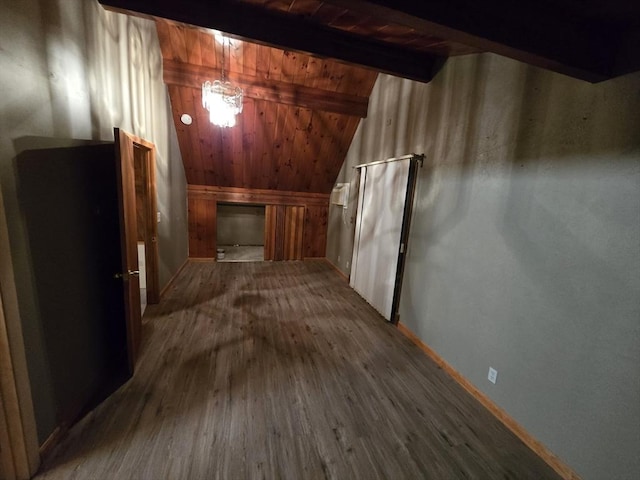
[268,47,284,82]
[312,3,348,25]
[288,0,322,16]
[106,0,444,83]
[279,50,297,83]
[181,87,206,185]
[292,52,310,85]
[242,41,258,76]
[228,39,243,74]
[155,20,175,60]
[168,85,197,184]
[168,25,189,63]
[184,27,203,65]
[199,29,217,68]
[303,55,322,90]
[163,60,370,117]
[309,60,336,92]
[255,44,271,80]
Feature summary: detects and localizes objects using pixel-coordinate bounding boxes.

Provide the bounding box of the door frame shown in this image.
[132,142,160,304]
[0,197,40,479]
[115,128,159,373]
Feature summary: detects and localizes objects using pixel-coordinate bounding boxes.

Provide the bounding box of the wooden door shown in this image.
[114,128,143,373]
[264,205,304,261]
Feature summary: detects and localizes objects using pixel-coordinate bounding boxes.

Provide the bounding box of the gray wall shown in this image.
[326,54,640,479]
[217,204,265,246]
[0,0,188,443]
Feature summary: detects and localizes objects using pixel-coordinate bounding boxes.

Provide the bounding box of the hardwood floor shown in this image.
[35,261,560,479]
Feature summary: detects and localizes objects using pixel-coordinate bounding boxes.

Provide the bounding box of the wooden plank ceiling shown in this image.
[102,0,639,83]
[156,19,377,193]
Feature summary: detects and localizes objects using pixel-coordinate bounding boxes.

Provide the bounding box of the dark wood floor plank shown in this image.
[35,260,561,480]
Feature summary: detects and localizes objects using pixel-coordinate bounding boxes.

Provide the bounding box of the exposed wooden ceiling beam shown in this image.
[98,0,445,84]
[163,60,369,117]
[321,0,625,82]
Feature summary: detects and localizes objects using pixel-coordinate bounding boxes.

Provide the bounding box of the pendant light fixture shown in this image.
[202,34,243,128]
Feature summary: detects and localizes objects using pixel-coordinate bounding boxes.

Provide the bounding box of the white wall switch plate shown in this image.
[488,367,498,384]
[157,211,161,223]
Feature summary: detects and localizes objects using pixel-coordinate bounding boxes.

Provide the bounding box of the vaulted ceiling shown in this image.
[100,0,640,194]
[156,19,377,192]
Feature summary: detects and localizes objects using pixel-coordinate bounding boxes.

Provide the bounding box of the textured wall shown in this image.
[0,0,187,443]
[217,204,266,246]
[326,54,640,479]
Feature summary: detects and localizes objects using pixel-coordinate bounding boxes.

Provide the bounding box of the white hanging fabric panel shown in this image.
[350,159,410,320]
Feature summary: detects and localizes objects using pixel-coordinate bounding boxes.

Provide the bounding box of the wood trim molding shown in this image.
[163,60,369,118]
[188,185,330,207]
[38,426,63,459]
[323,257,349,282]
[396,322,581,480]
[159,258,190,299]
[0,198,40,479]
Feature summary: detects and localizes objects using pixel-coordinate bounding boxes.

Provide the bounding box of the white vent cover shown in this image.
[331,183,349,207]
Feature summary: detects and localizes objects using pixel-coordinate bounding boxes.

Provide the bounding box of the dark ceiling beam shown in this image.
[322,0,624,82]
[163,60,370,117]
[98,0,445,84]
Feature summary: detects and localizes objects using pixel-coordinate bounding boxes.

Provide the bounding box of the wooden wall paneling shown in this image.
[264,205,277,260]
[274,205,286,260]
[220,121,235,186]
[304,205,328,258]
[199,28,217,67]
[275,106,298,191]
[188,196,217,258]
[280,50,299,84]
[310,58,336,91]
[192,88,219,186]
[284,205,305,260]
[243,41,258,76]
[304,54,323,88]
[255,44,271,81]
[268,101,283,190]
[180,87,206,185]
[287,107,313,191]
[155,19,174,60]
[292,52,310,85]
[308,111,336,192]
[168,86,197,184]
[188,185,329,206]
[168,23,189,63]
[268,47,284,81]
[230,103,245,186]
[184,26,203,66]
[229,38,244,75]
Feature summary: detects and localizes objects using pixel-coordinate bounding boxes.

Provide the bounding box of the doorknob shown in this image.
[114,270,140,279]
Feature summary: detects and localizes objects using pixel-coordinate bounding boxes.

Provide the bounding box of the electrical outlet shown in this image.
[346,261,350,269]
[488,367,498,384]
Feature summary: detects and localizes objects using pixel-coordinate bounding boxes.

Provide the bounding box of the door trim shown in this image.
[0,207,40,479]
[133,142,160,304]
